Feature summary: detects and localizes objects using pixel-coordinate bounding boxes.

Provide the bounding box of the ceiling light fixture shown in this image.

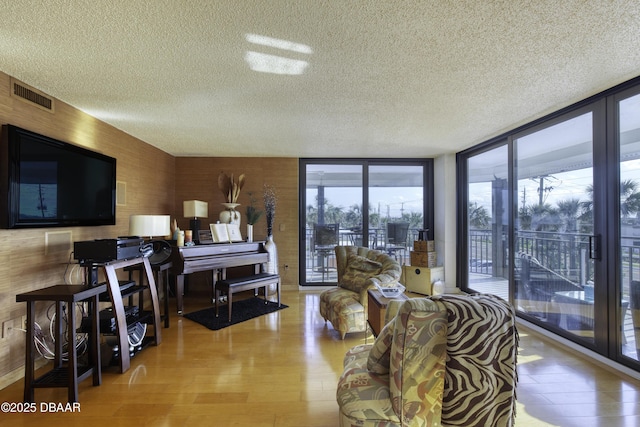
[244,51,309,75]
[245,33,313,54]
[244,33,312,75]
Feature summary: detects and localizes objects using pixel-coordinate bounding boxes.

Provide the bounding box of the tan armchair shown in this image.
[337,294,518,427]
[319,246,401,339]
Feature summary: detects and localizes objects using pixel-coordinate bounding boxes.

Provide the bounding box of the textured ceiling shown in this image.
[1,1,640,158]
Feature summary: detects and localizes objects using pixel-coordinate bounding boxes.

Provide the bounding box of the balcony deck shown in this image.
[470,273,638,359]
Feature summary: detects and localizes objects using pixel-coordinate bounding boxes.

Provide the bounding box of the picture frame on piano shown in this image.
[198,229,214,244]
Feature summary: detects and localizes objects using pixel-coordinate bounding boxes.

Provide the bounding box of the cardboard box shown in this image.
[410,250,437,268]
[402,266,444,295]
[413,240,435,252]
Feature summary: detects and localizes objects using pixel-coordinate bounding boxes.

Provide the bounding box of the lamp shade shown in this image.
[129,215,171,238]
[183,200,208,218]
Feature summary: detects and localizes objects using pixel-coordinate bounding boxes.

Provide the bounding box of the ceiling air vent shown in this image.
[10,78,55,113]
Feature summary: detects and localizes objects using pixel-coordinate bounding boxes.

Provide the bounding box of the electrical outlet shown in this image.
[2,320,14,339]
[21,315,27,330]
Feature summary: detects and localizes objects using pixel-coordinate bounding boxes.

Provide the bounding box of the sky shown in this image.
[469,159,640,223]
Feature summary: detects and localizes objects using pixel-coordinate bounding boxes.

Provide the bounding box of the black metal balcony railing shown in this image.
[516,230,592,284]
[469,229,593,283]
[469,229,494,275]
[469,228,640,298]
[304,227,423,274]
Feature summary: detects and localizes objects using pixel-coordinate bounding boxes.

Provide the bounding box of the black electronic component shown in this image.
[74,237,144,263]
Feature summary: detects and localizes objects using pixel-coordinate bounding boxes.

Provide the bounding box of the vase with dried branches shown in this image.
[263,184,278,274]
[217,172,245,225]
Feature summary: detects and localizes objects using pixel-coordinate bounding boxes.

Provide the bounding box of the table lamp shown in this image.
[129,215,171,240]
[183,200,208,233]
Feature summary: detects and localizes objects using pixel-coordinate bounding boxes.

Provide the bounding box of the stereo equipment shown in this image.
[74,237,144,262]
[96,280,136,299]
[81,305,139,334]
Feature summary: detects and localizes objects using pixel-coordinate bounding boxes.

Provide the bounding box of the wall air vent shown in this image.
[10,78,55,113]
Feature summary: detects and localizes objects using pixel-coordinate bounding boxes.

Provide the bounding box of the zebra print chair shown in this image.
[337,294,518,427]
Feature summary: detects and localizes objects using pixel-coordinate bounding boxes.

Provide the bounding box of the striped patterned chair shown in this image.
[337,294,518,427]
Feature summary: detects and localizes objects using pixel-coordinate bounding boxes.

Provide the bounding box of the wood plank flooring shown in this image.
[1,288,639,426]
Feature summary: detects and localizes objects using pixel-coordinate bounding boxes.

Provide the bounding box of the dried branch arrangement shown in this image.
[218,172,245,203]
[263,184,277,236]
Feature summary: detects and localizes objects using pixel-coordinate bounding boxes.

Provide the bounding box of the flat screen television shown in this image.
[1,125,117,228]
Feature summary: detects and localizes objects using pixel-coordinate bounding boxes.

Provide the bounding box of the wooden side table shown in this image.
[367,289,408,336]
[16,283,106,403]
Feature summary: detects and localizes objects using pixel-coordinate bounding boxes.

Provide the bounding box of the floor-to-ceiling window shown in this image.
[300,159,433,285]
[466,144,509,300]
[513,107,603,348]
[458,75,640,371]
[616,87,640,363]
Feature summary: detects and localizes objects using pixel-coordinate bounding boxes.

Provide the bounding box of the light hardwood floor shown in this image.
[1,288,640,426]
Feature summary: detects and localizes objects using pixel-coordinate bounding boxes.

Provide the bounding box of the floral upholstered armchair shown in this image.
[320,246,402,339]
[336,294,518,427]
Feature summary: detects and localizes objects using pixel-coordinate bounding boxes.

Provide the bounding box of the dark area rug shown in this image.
[184,297,288,330]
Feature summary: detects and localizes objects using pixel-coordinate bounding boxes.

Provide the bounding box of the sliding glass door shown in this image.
[459,75,640,371]
[466,145,509,301]
[513,109,600,344]
[617,89,640,362]
[369,165,426,266]
[300,160,432,285]
[304,163,363,284]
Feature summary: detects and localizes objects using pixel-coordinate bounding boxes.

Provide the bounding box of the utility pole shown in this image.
[532,174,557,206]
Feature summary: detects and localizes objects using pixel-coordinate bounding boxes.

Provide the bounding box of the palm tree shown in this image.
[404,211,424,230]
[323,203,344,225]
[368,209,381,229]
[518,204,533,230]
[469,202,491,229]
[344,204,362,229]
[581,179,640,232]
[556,198,581,232]
[306,204,317,226]
[530,203,559,231]
[621,179,640,217]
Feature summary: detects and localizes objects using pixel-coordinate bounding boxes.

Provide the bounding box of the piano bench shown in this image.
[215,273,281,322]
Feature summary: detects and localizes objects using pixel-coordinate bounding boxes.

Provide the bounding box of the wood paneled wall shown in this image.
[0,72,301,390]
[173,157,299,290]
[0,72,176,388]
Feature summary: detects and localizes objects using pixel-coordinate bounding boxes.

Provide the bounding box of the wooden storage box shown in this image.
[367,289,408,337]
[413,240,435,252]
[402,266,444,295]
[410,250,437,267]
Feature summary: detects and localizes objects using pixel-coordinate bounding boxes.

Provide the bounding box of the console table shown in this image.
[16,283,106,403]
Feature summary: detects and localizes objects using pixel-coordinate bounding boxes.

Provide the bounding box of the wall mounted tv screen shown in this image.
[1,125,117,228]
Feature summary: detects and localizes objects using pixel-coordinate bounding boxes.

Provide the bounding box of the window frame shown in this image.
[457,74,640,371]
[299,158,434,286]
